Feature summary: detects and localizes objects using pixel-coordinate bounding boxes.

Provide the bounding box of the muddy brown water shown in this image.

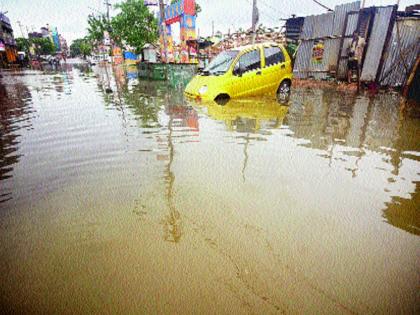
[0,65,419,314]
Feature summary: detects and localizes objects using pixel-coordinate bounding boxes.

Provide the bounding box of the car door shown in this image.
[230,48,264,98]
[261,45,287,96]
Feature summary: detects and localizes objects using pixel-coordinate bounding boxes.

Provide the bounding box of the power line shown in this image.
[311,0,333,11]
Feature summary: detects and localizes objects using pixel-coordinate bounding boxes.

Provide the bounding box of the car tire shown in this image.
[214,94,230,106]
[277,80,291,104]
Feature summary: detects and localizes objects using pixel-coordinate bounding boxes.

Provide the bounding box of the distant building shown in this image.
[40,26,49,38]
[59,34,68,54]
[28,32,43,39]
[0,12,17,67]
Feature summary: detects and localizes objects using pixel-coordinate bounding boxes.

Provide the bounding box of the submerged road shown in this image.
[0,64,419,314]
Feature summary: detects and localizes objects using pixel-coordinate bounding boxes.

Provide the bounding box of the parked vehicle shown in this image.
[185,42,293,104]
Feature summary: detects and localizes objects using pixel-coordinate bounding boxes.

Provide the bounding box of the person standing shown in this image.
[347,32,366,84]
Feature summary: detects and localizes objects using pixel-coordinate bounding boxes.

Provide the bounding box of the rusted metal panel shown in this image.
[360,6,395,82]
[379,18,420,87]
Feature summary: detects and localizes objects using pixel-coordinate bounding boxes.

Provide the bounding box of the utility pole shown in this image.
[104,0,111,22]
[251,0,258,44]
[212,21,214,37]
[159,0,168,63]
[361,0,366,8]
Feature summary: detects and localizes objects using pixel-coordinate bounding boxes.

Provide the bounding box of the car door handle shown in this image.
[256,71,262,75]
[280,64,286,69]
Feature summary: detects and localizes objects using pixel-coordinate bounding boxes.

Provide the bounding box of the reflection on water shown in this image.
[0,74,34,203]
[0,65,419,314]
[384,181,420,236]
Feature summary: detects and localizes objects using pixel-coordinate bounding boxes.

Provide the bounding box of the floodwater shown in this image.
[0,64,419,314]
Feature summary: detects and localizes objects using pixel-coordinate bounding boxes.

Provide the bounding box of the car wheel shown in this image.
[277,81,291,104]
[214,94,230,106]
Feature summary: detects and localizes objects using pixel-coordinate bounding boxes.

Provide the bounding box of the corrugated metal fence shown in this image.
[360,6,396,82]
[294,1,360,79]
[379,18,420,87]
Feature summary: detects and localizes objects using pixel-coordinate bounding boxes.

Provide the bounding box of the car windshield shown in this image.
[203,50,239,75]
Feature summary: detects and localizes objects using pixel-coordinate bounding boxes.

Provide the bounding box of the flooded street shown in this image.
[0,65,419,314]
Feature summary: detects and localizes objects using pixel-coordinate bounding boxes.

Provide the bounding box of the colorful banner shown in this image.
[160,0,197,63]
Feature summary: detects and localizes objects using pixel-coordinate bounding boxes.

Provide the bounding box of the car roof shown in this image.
[230,42,282,52]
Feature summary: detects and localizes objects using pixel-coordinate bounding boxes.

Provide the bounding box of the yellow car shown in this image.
[185,42,293,103]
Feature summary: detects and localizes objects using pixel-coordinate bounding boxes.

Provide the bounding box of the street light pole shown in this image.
[159,0,168,63]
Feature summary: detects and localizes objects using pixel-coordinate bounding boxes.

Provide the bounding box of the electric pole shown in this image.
[251,0,258,44]
[104,0,111,22]
[159,0,168,63]
[212,21,214,37]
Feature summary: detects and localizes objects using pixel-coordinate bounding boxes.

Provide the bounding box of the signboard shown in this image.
[0,41,5,52]
[113,46,123,65]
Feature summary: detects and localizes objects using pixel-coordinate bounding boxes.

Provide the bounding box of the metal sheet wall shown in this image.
[333,1,361,36]
[360,6,395,82]
[294,1,361,79]
[379,18,420,87]
[293,40,313,79]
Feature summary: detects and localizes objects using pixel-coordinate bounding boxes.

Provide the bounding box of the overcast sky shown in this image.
[1,0,418,44]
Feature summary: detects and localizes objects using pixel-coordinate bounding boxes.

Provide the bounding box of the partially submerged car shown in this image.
[185,42,293,104]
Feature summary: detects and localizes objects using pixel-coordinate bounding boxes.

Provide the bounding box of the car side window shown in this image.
[264,46,285,67]
[236,50,261,73]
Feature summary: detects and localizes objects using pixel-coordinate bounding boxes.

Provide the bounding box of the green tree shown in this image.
[111,0,158,53]
[31,38,56,55]
[16,37,30,54]
[70,38,92,58]
[170,0,201,15]
[80,40,93,58]
[87,14,111,43]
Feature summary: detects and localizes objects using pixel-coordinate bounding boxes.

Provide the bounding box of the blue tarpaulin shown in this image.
[124,52,137,60]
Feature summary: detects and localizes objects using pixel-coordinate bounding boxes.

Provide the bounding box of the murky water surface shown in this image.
[1,65,419,314]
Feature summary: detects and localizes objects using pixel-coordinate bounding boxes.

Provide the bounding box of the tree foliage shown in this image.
[16,37,55,56]
[87,14,111,43]
[70,38,92,58]
[16,37,30,53]
[25,38,56,55]
[110,0,158,53]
